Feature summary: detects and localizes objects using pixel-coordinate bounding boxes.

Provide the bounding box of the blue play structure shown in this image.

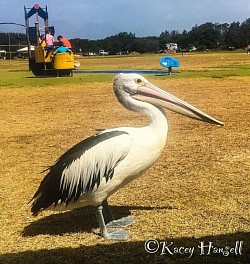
[159,56,180,74]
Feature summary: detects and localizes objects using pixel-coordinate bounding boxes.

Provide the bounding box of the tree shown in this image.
[241,18,250,45]
[159,30,170,50]
[131,37,159,53]
[105,32,136,54]
[224,21,245,49]
[188,23,220,50]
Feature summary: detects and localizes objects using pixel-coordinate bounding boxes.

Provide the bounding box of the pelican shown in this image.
[31,73,224,240]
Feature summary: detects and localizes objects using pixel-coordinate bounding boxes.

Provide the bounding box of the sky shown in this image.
[0,0,249,40]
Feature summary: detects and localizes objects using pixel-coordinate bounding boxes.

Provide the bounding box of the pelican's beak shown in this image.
[132,82,224,126]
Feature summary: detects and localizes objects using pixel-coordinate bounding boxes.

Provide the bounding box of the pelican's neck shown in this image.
[143,102,168,130]
[128,98,169,134]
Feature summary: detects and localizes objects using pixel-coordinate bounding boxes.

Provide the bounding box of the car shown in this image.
[99,50,109,55]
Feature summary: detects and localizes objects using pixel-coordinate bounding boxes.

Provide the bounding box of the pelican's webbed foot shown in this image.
[95,203,132,240]
[101,229,129,240]
[106,215,134,228]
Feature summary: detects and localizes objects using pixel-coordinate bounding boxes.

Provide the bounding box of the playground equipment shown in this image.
[24,4,75,77]
[159,56,180,74]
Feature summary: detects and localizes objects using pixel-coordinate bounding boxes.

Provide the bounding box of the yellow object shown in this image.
[38,38,46,47]
[35,46,45,62]
[34,47,74,69]
[44,50,53,63]
[35,46,53,63]
[54,53,74,69]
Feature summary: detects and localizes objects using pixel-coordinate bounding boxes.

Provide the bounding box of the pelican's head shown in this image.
[113,73,224,126]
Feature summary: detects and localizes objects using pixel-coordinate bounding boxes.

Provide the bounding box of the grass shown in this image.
[1,52,250,89]
[0,52,249,264]
[0,71,114,88]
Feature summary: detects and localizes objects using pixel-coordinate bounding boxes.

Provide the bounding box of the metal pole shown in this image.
[35,21,39,45]
[24,6,31,69]
[8,33,11,60]
[24,6,31,59]
[17,33,21,57]
[44,5,49,31]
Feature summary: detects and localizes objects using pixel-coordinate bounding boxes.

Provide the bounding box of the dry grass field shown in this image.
[0,53,249,263]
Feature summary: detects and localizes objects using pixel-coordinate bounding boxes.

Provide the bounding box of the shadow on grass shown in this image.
[17,206,250,263]
[1,232,249,264]
[22,205,174,237]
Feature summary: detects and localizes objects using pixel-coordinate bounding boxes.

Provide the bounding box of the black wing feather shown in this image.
[31,130,128,215]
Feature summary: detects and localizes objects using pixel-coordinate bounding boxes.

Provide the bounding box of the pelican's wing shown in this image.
[31,130,131,215]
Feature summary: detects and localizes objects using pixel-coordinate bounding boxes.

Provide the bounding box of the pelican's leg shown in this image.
[95,205,129,240]
[102,199,135,228]
[101,199,115,224]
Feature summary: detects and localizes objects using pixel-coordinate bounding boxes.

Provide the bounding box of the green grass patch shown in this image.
[0,67,248,89]
[0,54,250,88]
[170,65,250,79]
[0,71,114,89]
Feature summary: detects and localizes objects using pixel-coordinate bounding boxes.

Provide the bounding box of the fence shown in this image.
[0,44,28,59]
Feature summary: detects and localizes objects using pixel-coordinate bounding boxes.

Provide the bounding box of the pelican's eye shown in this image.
[135,78,145,85]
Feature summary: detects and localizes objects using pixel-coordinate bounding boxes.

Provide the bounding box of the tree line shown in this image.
[1,19,250,54]
[71,19,250,54]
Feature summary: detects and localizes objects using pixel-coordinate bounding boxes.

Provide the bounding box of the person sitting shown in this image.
[53,46,71,55]
[43,31,54,58]
[57,35,72,50]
